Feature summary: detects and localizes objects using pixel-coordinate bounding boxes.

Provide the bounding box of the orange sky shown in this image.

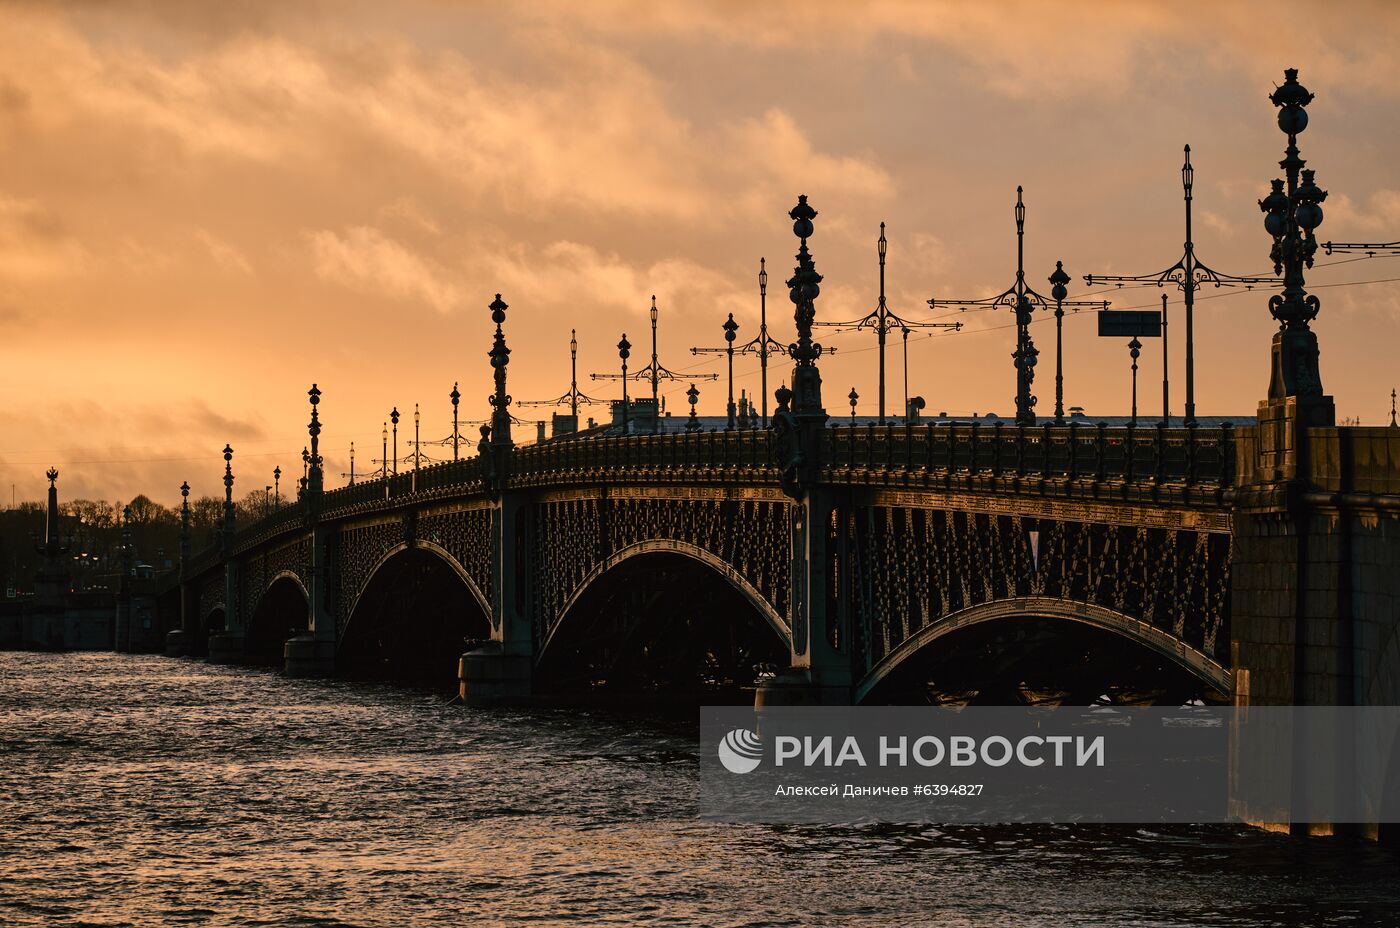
[2,1,1398,505]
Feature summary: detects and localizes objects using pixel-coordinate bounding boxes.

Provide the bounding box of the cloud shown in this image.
[306,225,463,314]
[195,228,253,275]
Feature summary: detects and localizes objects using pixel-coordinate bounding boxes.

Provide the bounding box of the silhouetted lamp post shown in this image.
[686,384,701,432]
[691,314,740,429]
[732,258,790,428]
[381,422,388,480]
[521,329,606,420]
[819,223,959,423]
[390,407,399,476]
[930,191,1107,426]
[1049,261,1070,424]
[1127,338,1142,426]
[451,383,461,460]
[273,466,281,508]
[618,334,631,432]
[1258,68,1329,411]
[1086,145,1276,426]
[849,387,859,423]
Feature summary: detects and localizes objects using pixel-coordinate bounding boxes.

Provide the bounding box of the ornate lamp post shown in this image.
[390,408,399,476]
[221,444,235,542]
[179,481,191,564]
[733,258,791,428]
[306,384,323,494]
[1160,294,1170,421]
[1087,145,1277,426]
[617,333,631,432]
[594,297,712,433]
[691,313,740,429]
[487,293,514,448]
[1048,261,1070,424]
[273,466,281,507]
[848,387,859,423]
[451,383,461,460]
[686,384,701,431]
[930,191,1107,426]
[380,422,388,479]
[818,223,959,423]
[1127,337,1142,426]
[521,329,607,420]
[1258,68,1329,412]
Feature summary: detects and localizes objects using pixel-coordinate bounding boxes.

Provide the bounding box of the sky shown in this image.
[1,0,1399,506]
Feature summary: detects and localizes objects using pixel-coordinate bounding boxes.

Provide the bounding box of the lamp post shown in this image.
[381,422,388,479]
[1161,294,1170,422]
[732,258,791,428]
[930,192,1107,426]
[1127,337,1142,426]
[520,329,607,419]
[618,334,631,432]
[265,485,272,516]
[686,384,701,431]
[1049,261,1070,424]
[451,383,460,460]
[273,466,281,508]
[487,293,514,449]
[414,403,422,472]
[1087,145,1277,426]
[593,297,712,432]
[691,313,740,429]
[1258,68,1329,411]
[818,223,959,423]
[390,408,399,475]
[849,387,859,423]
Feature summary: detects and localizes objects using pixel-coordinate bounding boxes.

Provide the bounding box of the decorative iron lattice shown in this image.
[529,495,791,646]
[418,507,493,606]
[845,505,1231,669]
[198,575,225,625]
[334,519,407,634]
[241,535,312,620]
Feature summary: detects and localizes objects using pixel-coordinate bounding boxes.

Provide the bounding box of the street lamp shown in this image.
[1048,261,1070,424]
[930,191,1108,426]
[390,407,399,475]
[618,333,631,432]
[273,466,281,508]
[691,313,740,429]
[1258,67,1329,410]
[1127,338,1142,426]
[848,387,859,423]
[1087,145,1277,426]
[818,223,959,423]
[595,297,714,432]
[686,384,701,432]
[520,329,606,420]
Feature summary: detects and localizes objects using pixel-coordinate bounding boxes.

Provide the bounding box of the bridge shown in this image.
[166,69,1400,727]
[171,246,1400,719]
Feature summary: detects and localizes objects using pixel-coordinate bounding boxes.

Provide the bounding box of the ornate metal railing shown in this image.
[183,421,1236,576]
[824,420,1235,488]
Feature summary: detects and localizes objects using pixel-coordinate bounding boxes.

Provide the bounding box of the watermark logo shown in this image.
[717,728,763,774]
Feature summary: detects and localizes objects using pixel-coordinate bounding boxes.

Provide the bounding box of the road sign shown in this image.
[1097,310,1162,338]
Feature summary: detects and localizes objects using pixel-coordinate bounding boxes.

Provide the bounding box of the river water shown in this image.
[1,652,1396,927]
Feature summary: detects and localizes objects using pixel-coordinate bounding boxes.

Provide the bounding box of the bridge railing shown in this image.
[511,428,773,484]
[825,420,1235,487]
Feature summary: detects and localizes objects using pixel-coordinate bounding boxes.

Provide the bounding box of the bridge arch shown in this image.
[346,540,491,625]
[339,540,492,684]
[537,540,791,694]
[856,596,1232,704]
[246,572,311,664]
[541,539,790,659]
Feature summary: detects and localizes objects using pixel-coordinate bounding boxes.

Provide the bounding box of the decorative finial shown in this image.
[1049,260,1069,302]
[45,467,58,487]
[180,481,189,499]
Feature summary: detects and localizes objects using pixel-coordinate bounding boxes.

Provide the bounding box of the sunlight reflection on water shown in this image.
[1,651,1396,927]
